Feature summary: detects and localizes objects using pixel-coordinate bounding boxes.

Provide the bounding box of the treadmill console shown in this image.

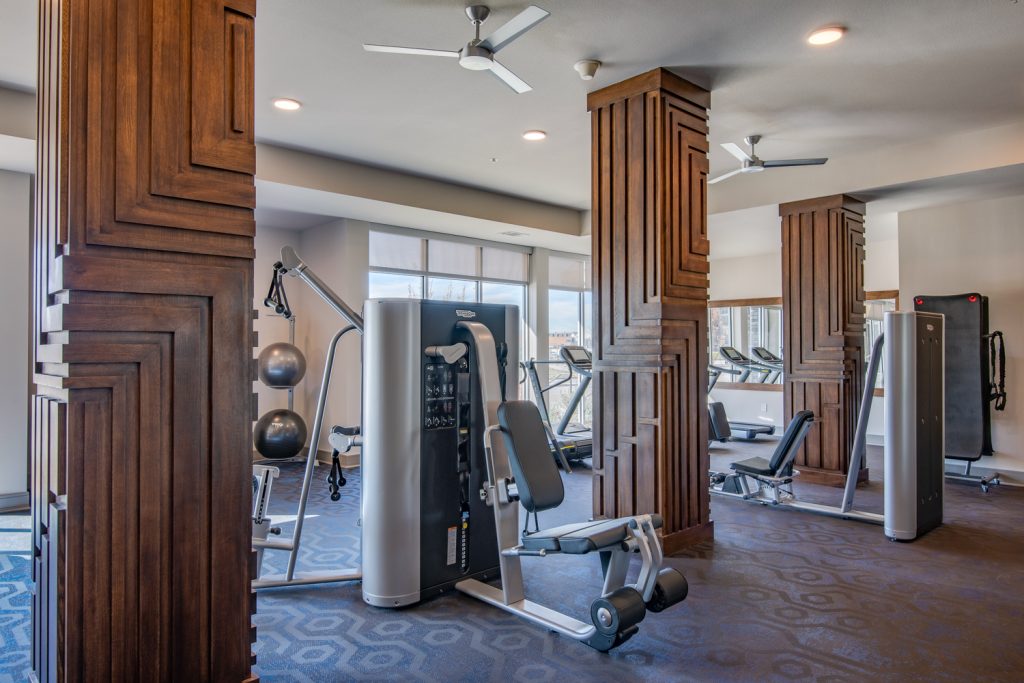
[559,345,592,371]
[720,346,746,363]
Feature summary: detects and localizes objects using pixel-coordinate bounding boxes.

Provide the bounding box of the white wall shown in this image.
[0,170,31,509]
[294,219,369,456]
[709,253,781,300]
[253,225,298,423]
[864,211,899,291]
[898,194,1024,476]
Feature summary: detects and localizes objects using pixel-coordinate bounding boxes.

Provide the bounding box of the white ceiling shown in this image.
[255,0,1024,210]
[2,1,1023,215]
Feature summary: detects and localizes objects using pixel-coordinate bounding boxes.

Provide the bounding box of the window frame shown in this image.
[367,229,531,361]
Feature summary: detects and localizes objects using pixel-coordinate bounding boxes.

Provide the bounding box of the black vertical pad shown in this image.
[914,293,992,459]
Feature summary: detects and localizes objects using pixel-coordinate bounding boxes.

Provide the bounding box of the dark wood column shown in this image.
[780,194,867,486]
[32,0,258,680]
[588,69,712,554]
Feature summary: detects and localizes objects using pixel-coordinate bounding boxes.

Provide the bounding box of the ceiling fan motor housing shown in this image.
[460,43,493,70]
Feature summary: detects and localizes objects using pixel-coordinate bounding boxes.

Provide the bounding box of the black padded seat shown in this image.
[729,410,814,477]
[521,515,664,554]
[730,456,775,476]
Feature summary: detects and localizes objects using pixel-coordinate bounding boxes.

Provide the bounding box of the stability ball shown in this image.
[258,342,307,388]
[254,409,308,459]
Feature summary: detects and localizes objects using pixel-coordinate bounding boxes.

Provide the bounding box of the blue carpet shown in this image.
[0,552,32,682]
[251,450,1024,682]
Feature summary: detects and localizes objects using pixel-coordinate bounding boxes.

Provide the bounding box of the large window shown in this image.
[546,255,592,428]
[367,230,530,362]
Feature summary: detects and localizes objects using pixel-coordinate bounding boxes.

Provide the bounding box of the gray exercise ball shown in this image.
[254,409,308,459]
[258,342,307,388]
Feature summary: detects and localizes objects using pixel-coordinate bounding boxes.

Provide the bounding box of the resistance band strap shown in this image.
[988,331,1007,411]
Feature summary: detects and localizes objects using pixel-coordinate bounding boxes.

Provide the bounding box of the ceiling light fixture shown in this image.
[273,98,302,111]
[522,130,547,141]
[807,26,845,46]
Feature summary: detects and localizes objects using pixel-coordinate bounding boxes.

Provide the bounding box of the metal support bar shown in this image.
[843,333,884,512]
[254,325,360,590]
[280,246,364,332]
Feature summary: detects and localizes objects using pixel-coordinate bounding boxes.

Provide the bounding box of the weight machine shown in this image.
[711,312,945,541]
[251,247,364,589]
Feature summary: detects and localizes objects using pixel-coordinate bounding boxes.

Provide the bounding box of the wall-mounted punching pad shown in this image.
[913,293,992,459]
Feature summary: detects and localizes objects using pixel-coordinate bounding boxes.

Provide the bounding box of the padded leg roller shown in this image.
[721,475,742,494]
[645,568,688,613]
[585,586,647,652]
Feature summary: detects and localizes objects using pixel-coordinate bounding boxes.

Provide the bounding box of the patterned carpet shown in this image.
[0,512,31,683]
[250,442,1024,682]
[2,441,1023,682]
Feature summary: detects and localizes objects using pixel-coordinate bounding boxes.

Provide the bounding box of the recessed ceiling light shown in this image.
[500,230,526,237]
[273,98,302,111]
[807,26,845,46]
[522,130,547,141]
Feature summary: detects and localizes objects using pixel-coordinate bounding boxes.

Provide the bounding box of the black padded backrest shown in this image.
[768,410,814,473]
[497,401,565,513]
[915,293,991,458]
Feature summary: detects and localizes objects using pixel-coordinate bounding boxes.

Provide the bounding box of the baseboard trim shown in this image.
[315,449,360,469]
[0,492,29,513]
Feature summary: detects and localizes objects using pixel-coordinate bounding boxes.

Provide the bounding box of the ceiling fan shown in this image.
[363,4,549,94]
[709,135,828,184]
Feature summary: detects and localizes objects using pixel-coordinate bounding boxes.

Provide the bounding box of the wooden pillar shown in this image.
[780,194,867,486]
[588,69,712,554]
[32,0,258,680]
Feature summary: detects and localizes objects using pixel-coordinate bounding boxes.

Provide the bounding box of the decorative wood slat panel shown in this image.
[588,69,712,554]
[32,0,258,679]
[780,194,867,486]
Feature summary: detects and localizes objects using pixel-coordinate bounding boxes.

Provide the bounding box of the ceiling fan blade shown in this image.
[479,5,550,53]
[708,168,744,185]
[721,142,753,163]
[362,44,460,58]
[762,157,829,167]
[489,60,532,93]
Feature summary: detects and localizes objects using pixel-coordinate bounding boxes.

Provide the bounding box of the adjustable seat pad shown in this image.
[731,410,814,476]
[521,515,664,555]
[496,401,664,554]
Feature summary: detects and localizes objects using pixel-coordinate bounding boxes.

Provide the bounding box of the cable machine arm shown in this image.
[278,246,364,332]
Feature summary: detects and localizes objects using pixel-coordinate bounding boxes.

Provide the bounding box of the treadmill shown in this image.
[720,346,773,383]
[707,365,776,441]
[522,345,594,470]
[750,347,783,384]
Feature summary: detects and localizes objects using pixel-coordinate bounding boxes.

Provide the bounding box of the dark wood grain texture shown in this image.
[588,69,713,554]
[779,194,867,486]
[707,297,783,308]
[31,0,258,680]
